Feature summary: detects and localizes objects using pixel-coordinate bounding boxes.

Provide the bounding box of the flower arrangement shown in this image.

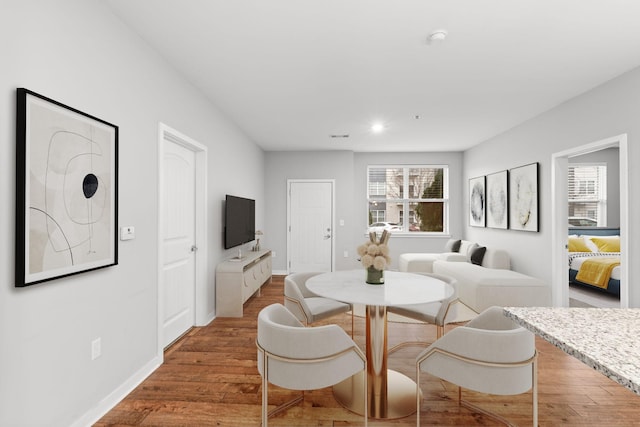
[357,230,391,284]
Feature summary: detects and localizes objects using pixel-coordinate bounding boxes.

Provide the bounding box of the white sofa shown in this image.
[399,239,551,317]
[432,261,551,314]
[399,239,510,273]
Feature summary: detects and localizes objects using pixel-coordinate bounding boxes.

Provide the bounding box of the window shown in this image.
[367,165,448,233]
[568,164,606,227]
[369,210,385,223]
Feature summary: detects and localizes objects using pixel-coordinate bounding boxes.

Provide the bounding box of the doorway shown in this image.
[551,134,628,308]
[287,180,334,273]
[158,123,208,352]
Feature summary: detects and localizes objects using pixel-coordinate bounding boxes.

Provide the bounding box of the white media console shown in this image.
[215,249,272,317]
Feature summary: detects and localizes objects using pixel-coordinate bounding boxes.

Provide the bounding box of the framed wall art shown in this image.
[486,170,508,229]
[15,88,118,287]
[509,162,538,232]
[469,175,485,227]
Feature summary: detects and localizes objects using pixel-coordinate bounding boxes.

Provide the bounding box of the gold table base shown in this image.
[333,369,418,419]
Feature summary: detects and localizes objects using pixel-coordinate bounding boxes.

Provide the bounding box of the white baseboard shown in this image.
[198,310,216,327]
[71,355,162,427]
[272,269,288,275]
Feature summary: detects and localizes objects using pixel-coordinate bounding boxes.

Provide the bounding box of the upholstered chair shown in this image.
[256,303,367,426]
[387,273,467,353]
[416,306,537,426]
[284,272,353,334]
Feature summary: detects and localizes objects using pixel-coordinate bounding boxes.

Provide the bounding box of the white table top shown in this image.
[306,270,454,306]
[504,307,640,396]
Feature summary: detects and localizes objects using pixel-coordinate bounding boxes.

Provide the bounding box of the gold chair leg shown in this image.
[267,392,305,418]
[351,311,354,338]
[388,340,430,354]
[261,383,304,427]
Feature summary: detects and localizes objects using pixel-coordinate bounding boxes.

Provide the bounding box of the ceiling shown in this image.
[104,0,640,152]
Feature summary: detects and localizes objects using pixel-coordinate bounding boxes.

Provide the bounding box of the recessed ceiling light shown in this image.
[371,123,384,133]
[427,29,448,43]
[330,134,350,139]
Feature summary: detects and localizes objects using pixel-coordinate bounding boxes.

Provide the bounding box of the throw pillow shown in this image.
[568,237,593,252]
[469,246,487,266]
[579,235,602,252]
[466,243,479,263]
[590,236,620,252]
[443,239,462,252]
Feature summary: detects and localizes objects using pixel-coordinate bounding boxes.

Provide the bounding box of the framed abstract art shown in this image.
[15,88,118,287]
[469,175,485,227]
[509,162,538,232]
[486,170,508,229]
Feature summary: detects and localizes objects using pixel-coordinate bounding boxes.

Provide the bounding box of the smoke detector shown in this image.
[427,29,448,44]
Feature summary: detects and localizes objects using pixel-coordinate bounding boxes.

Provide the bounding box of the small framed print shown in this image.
[469,175,485,227]
[486,170,508,229]
[509,162,538,232]
[15,88,118,287]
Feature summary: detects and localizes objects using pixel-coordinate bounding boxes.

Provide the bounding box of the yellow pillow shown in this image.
[568,237,592,252]
[590,236,620,252]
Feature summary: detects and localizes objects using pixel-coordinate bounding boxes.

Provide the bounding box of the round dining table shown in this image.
[306,269,454,419]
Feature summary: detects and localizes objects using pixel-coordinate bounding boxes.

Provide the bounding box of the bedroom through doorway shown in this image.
[551,134,628,309]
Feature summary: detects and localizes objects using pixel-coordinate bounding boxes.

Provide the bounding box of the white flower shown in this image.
[373,256,387,270]
[357,244,368,257]
[361,254,374,268]
[367,244,379,256]
[359,233,391,271]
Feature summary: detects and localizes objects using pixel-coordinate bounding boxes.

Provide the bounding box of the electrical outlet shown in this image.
[344,250,349,258]
[272,251,276,257]
[91,338,101,360]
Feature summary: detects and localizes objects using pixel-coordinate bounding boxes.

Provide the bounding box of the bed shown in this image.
[568,227,621,297]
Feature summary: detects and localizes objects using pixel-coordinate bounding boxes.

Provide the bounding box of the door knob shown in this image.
[324,235,331,240]
[190,245,198,252]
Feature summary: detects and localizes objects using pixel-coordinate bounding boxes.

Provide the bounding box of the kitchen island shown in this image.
[503,307,640,396]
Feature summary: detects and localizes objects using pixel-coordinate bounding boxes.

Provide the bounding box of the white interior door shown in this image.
[288,180,334,273]
[161,141,196,347]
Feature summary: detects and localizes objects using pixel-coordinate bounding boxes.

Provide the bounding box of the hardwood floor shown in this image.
[95,276,639,426]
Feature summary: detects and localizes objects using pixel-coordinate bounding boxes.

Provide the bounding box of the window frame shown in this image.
[367,164,449,235]
[568,162,607,227]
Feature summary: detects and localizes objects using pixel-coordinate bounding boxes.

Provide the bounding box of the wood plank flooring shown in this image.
[95,276,639,426]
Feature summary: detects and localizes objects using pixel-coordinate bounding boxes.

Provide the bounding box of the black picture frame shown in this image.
[469,175,485,227]
[509,162,539,232]
[15,88,119,287]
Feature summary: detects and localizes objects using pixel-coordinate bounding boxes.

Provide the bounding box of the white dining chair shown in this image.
[416,306,537,427]
[256,303,367,426]
[387,272,470,352]
[284,272,353,335]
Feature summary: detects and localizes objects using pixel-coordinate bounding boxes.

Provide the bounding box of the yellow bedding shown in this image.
[575,257,620,289]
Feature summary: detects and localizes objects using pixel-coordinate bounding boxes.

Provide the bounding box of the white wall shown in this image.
[464,66,639,307]
[264,150,463,272]
[264,151,355,272]
[0,1,263,426]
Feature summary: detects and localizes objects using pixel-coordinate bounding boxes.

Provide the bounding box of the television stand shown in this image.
[215,249,272,317]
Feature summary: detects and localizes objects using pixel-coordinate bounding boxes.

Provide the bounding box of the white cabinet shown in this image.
[215,249,272,317]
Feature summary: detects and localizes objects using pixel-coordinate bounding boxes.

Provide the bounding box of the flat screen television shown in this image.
[224,195,255,249]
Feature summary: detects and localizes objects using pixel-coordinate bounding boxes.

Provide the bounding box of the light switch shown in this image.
[120,226,135,241]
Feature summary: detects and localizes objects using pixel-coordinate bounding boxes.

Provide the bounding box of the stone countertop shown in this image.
[503,307,640,396]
